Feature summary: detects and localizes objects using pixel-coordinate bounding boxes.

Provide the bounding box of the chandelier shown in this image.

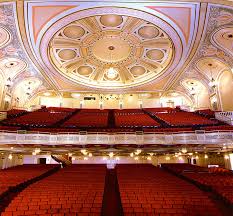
[106,67,118,79]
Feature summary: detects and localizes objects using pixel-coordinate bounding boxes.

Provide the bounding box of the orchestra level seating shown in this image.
[1,165,106,216]
[0,164,232,216]
[162,164,233,206]
[117,164,223,216]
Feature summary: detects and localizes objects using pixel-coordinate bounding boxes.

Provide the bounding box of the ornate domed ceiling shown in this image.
[0,0,232,108]
[48,15,173,89]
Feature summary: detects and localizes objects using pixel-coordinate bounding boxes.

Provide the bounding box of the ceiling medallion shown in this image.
[48,14,173,89]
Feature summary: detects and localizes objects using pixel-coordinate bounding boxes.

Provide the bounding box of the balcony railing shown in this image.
[0,130,232,145]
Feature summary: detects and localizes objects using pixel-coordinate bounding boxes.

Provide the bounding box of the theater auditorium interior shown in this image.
[0,0,233,215]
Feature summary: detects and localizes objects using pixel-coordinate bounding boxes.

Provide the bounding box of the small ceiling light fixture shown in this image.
[209,64,216,89]
[130,152,134,157]
[88,153,93,157]
[134,156,139,160]
[8,154,13,160]
[165,156,170,161]
[81,149,87,155]
[224,155,229,160]
[204,154,208,159]
[107,67,118,79]
[106,45,118,79]
[196,155,199,159]
[135,149,142,155]
[84,157,88,160]
[181,148,187,154]
[109,152,114,158]
[5,77,13,87]
[116,156,120,161]
[147,156,152,161]
[190,87,196,96]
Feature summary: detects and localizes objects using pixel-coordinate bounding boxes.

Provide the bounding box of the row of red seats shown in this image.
[195,109,215,118]
[201,125,233,131]
[154,111,218,126]
[4,111,71,127]
[114,110,160,128]
[162,164,233,205]
[117,164,222,216]
[0,165,58,198]
[2,165,106,216]
[6,109,27,118]
[161,163,208,174]
[62,109,109,128]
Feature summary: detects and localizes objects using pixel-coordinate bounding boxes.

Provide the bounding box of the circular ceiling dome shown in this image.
[47,12,174,89]
[146,49,164,60]
[138,26,159,39]
[63,25,85,39]
[100,15,123,27]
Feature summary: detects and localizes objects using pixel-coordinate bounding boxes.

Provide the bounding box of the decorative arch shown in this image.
[217,70,233,111]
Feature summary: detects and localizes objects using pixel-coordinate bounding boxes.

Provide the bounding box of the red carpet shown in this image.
[102,169,123,216]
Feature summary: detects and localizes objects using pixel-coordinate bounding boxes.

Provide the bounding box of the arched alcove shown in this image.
[218,70,233,111]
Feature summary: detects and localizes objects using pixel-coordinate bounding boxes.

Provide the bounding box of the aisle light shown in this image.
[204,154,208,159]
[84,157,88,160]
[130,153,134,157]
[196,155,199,159]
[116,156,120,161]
[88,153,93,157]
[165,156,171,161]
[103,157,107,161]
[147,156,152,161]
[134,156,139,160]
[224,155,229,160]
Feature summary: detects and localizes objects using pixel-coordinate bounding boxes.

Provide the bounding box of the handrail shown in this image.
[0,129,232,145]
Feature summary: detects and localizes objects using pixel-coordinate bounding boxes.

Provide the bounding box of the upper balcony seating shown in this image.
[0,165,58,198]
[62,109,109,128]
[3,108,74,127]
[117,164,221,216]
[154,111,218,127]
[161,163,233,205]
[0,107,227,133]
[2,165,106,216]
[200,125,233,131]
[114,109,160,128]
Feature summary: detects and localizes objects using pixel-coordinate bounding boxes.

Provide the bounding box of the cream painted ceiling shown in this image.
[49,15,173,89]
[0,0,232,99]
